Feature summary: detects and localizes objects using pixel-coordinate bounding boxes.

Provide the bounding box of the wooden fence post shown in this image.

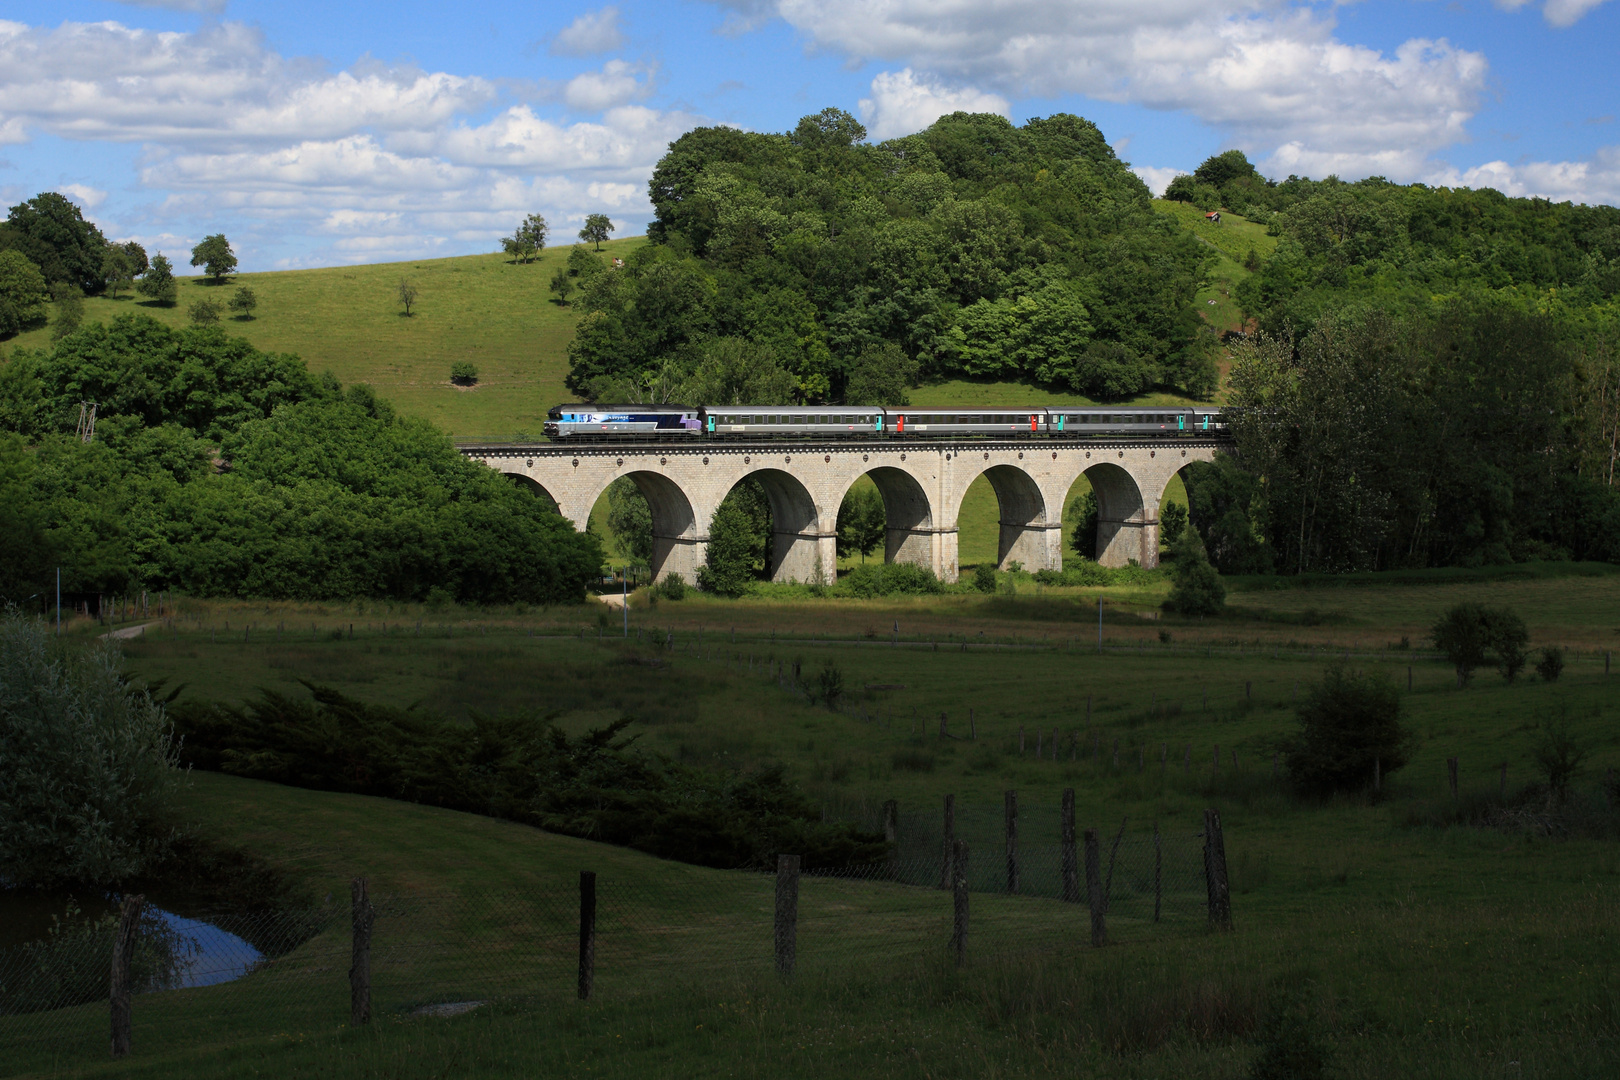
[1084,830,1105,947]
[109,894,144,1058]
[1448,757,1459,800]
[1203,809,1232,930]
[1500,762,1508,801]
[349,877,374,1026]
[1061,788,1079,903]
[578,871,597,1000]
[1004,790,1019,894]
[1153,823,1162,923]
[939,794,955,890]
[775,854,800,979]
[951,840,970,967]
[882,800,898,877]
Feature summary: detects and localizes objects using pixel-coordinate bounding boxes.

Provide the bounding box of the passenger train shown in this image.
[543,404,1228,440]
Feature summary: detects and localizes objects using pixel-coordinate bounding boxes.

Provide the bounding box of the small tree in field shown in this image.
[450,361,478,386]
[836,486,885,563]
[1431,603,1529,687]
[137,253,177,305]
[187,296,222,325]
[697,498,759,597]
[228,286,258,319]
[1160,502,1188,545]
[549,266,575,304]
[189,233,237,284]
[398,278,419,316]
[1163,527,1225,615]
[579,213,614,250]
[502,213,548,264]
[1285,665,1413,796]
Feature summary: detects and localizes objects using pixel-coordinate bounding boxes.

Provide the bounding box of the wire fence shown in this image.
[0,819,1227,1071]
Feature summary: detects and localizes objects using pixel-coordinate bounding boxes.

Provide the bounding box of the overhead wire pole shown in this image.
[622,575,628,637]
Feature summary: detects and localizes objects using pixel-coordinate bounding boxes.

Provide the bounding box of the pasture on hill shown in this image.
[9,566,1618,1077]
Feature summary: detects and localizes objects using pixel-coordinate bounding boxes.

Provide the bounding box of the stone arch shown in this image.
[833,466,936,569]
[956,462,1054,571]
[1084,462,1146,568]
[503,472,560,514]
[735,466,830,584]
[617,471,699,583]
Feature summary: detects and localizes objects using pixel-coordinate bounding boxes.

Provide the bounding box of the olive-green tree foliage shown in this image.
[0,610,179,886]
[49,283,84,340]
[137,253,177,305]
[102,244,136,298]
[572,109,1209,400]
[549,266,575,304]
[0,315,603,603]
[0,249,50,334]
[1431,603,1529,687]
[228,286,258,319]
[1285,664,1412,796]
[1068,491,1099,560]
[698,479,771,595]
[579,213,614,250]
[189,234,237,284]
[2,192,110,294]
[844,342,917,406]
[1160,501,1188,545]
[606,476,654,565]
[188,296,222,325]
[502,213,548,263]
[1163,527,1226,615]
[836,485,886,562]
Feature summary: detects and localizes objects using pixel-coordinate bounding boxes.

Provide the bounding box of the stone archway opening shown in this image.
[1079,462,1146,568]
[834,466,934,571]
[744,468,825,584]
[582,471,698,584]
[957,464,1053,572]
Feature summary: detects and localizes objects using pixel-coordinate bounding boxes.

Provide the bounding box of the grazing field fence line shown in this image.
[0,816,1231,1070]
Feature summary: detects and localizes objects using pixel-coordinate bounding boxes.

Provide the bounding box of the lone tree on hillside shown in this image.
[188,296,222,325]
[137,253,177,305]
[101,245,135,298]
[190,234,237,284]
[228,286,258,319]
[502,213,548,263]
[1431,603,1529,687]
[578,213,614,250]
[397,278,419,316]
[1286,664,1413,796]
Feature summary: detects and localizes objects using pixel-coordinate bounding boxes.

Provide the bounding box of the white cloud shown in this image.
[551,7,625,56]
[1130,166,1183,197]
[563,59,652,112]
[1494,0,1612,27]
[54,183,107,208]
[858,68,1009,140]
[721,2,1490,183]
[1431,147,1620,207]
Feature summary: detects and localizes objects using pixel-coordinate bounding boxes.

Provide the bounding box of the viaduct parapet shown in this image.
[462,439,1225,585]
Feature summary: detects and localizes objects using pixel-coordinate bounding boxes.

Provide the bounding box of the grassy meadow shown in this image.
[8,566,1615,1077]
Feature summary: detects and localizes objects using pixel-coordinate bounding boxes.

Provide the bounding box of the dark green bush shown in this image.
[1285,664,1413,796]
[842,562,943,597]
[1431,603,1529,686]
[1535,646,1565,682]
[1163,528,1226,615]
[973,563,997,593]
[654,572,688,600]
[170,684,884,870]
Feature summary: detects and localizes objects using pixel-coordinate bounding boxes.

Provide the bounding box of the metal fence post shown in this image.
[1084,830,1105,947]
[939,794,955,891]
[951,840,969,967]
[110,894,144,1058]
[1203,808,1233,930]
[578,871,597,1000]
[1153,823,1162,923]
[1060,788,1079,903]
[775,854,800,979]
[349,877,374,1026]
[1004,790,1019,894]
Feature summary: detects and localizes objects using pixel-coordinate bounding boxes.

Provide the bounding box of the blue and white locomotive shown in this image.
[543,404,1227,440]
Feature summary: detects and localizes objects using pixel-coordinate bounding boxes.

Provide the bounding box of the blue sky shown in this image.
[2,0,1614,272]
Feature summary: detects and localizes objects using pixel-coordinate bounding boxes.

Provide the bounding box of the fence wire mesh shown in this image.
[0,829,1214,1070]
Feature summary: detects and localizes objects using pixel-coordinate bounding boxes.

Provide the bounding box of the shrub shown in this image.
[1285,664,1412,796]
[842,562,943,598]
[227,286,258,319]
[814,661,845,710]
[1163,527,1225,615]
[1431,603,1529,687]
[0,610,179,886]
[654,572,687,600]
[187,297,222,325]
[1533,713,1588,803]
[450,361,479,385]
[1248,996,1330,1080]
[1535,646,1565,682]
[973,563,997,593]
[1160,502,1188,545]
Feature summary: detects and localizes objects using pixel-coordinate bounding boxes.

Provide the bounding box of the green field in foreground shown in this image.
[10,567,1619,1077]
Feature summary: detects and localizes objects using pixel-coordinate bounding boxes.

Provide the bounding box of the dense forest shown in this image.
[0,314,601,605]
[567,109,1215,404]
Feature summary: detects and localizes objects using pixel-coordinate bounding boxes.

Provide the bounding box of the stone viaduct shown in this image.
[461,439,1226,585]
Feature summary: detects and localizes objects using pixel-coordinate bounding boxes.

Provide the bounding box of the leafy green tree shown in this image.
[579,213,614,250]
[1285,664,1412,796]
[397,278,418,316]
[120,241,148,277]
[3,192,110,293]
[549,265,575,304]
[50,283,85,340]
[567,245,605,280]
[699,494,762,596]
[836,485,886,563]
[1068,491,1099,560]
[102,244,135,298]
[1164,175,1197,203]
[972,563,997,593]
[1193,149,1258,190]
[0,609,179,886]
[189,234,237,284]
[1162,527,1225,615]
[606,477,653,565]
[502,213,548,263]
[0,434,56,600]
[844,342,916,405]
[1431,603,1528,687]
[1160,501,1188,546]
[1533,714,1588,804]
[137,253,177,305]
[227,286,258,319]
[187,296,222,325]
[0,249,50,332]
[449,361,478,385]
[677,337,796,406]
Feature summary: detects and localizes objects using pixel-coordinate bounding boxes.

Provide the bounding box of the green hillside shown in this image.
[5,238,646,440]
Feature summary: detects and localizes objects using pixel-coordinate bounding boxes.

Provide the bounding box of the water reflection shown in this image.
[151,910,262,989]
